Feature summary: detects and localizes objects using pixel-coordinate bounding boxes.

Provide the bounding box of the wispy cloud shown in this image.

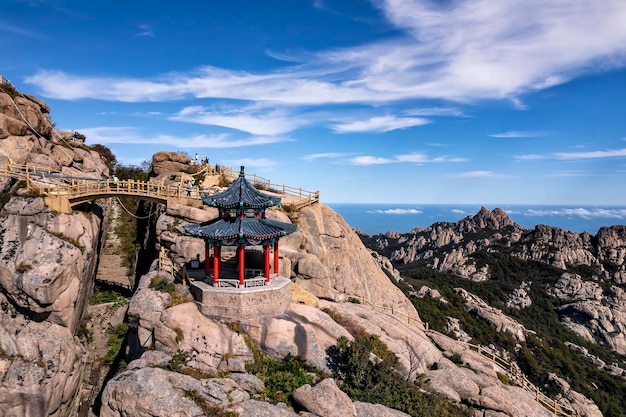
[332,115,430,133]
[302,152,351,160]
[367,208,423,215]
[447,170,497,178]
[136,24,154,37]
[349,152,465,165]
[78,126,292,148]
[0,21,40,38]
[23,2,626,107]
[553,148,626,160]
[515,148,626,161]
[524,208,626,220]
[405,107,466,117]
[490,131,545,138]
[451,209,466,214]
[171,105,308,135]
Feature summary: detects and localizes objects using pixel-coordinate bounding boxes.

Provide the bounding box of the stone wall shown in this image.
[190,277,292,320]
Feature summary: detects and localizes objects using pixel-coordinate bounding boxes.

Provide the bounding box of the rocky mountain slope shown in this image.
[361,206,626,415]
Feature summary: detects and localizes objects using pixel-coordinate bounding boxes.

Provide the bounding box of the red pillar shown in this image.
[238,243,245,287]
[213,243,220,285]
[264,242,271,282]
[273,240,279,276]
[204,241,211,277]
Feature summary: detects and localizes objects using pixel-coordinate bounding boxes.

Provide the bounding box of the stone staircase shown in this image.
[96,200,133,290]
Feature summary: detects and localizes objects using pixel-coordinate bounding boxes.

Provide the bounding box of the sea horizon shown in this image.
[327,203,626,236]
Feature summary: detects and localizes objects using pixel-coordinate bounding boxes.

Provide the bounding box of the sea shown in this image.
[327,203,626,236]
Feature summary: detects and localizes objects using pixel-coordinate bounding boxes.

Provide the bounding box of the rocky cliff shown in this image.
[0,85,109,416]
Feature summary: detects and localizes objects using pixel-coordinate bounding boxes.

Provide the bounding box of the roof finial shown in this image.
[239,166,245,177]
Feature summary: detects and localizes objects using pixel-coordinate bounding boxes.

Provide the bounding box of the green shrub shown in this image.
[327,334,469,417]
[149,276,191,307]
[246,352,318,406]
[102,323,128,365]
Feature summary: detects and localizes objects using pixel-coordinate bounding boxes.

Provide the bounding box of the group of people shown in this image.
[194,153,209,165]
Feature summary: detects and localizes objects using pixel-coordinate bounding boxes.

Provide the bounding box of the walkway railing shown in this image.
[344,294,579,417]
[158,247,191,284]
[0,161,320,211]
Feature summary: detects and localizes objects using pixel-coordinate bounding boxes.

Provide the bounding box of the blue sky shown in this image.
[3,0,626,206]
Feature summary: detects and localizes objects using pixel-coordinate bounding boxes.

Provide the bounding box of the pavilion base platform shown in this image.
[189,276,292,320]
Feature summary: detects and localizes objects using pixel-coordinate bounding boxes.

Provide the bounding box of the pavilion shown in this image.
[183,166,297,288]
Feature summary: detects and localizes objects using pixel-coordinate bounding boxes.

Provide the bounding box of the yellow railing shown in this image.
[158,247,191,284]
[0,161,320,211]
[458,341,579,416]
[345,294,579,417]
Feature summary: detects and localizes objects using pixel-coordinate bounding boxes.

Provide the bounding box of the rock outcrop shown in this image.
[367,206,626,357]
[0,88,109,416]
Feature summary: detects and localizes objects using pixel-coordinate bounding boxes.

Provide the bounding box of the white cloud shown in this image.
[367,208,423,215]
[448,170,496,178]
[515,148,626,161]
[524,208,626,220]
[513,154,545,161]
[553,148,626,160]
[490,131,545,138]
[332,115,430,133]
[405,107,465,117]
[24,2,626,106]
[349,153,465,165]
[451,209,466,214]
[136,24,154,37]
[78,126,291,148]
[510,98,527,110]
[171,105,308,135]
[302,153,350,160]
[350,156,394,165]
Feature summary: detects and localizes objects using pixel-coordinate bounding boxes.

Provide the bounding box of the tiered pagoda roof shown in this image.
[202,166,281,209]
[184,166,297,245]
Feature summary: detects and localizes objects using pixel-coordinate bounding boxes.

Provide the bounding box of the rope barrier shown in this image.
[114,197,158,220]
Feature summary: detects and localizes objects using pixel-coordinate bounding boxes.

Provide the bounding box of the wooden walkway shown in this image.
[0,161,319,213]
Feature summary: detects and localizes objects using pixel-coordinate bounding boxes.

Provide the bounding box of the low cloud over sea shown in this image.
[328,204,626,235]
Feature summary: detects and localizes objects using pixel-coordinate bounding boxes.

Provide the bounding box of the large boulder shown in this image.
[288,204,419,317]
[292,378,355,417]
[100,367,250,417]
[150,151,192,175]
[126,272,252,370]
[242,303,352,372]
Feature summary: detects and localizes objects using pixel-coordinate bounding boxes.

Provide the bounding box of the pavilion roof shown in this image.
[184,217,297,245]
[202,166,282,209]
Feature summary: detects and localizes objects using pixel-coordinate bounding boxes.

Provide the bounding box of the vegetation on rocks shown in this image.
[399,254,626,417]
[183,389,238,417]
[103,323,128,366]
[327,334,469,417]
[243,330,320,406]
[322,308,469,417]
[149,276,191,307]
